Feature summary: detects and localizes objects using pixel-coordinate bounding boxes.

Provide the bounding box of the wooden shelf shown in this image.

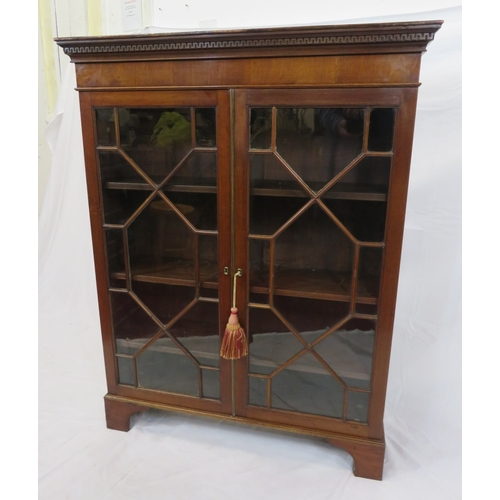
[111,260,219,288]
[250,268,379,304]
[111,262,378,305]
[105,178,385,201]
[251,180,387,202]
[105,178,217,194]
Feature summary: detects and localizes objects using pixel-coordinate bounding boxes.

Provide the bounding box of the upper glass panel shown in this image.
[275,107,364,191]
[368,108,396,152]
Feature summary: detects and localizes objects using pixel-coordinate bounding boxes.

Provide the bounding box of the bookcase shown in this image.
[56,20,442,479]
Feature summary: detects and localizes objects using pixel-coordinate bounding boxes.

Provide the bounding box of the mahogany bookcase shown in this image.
[56,20,441,480]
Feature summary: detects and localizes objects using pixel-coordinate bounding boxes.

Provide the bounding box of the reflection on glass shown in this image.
[96,108,116,146]
[346,390,370,422]
[276,108,364,190]
[271,352,344,418]
[368,108,396,152]
[195,108,216,147]
[250,108,272,149]
[119,108,192,182]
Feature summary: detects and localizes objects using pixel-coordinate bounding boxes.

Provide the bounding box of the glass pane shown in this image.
[165,151,217,189]
[120,108,192,182]
[128,196,196,281]
[323,156,391,201]
[250,154,309,235]
[168,301,220,368]
[346,391,370,422]
[202,369,220,399]
[96,108,116,146]
[249,239,270,294]
[117,356,135,386]
[368,108,396,152]
[276,107,364,191]
[356,246,383,306]
[313,318,375,389]
[105,229,126,289]
[195,108,216,147]
[136,334,199,396]
[110,291,160,355]
[199,234,219,296]
[323,199,387,243]
[130,282,195,324]
[248,376,268,407]
[250,108,272,149]
[162,191,217,232]
[99,151,153,225]
[274,204,354,299]
[271,352,344,418]
[273,296,350,343]
[248,307,305,375]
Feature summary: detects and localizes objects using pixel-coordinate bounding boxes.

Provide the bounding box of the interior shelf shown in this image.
[105,179,386,201]
[251,180,387,202]
[105,177,218,194]
[110,263,378,304]
[251,268,379,304]
[110,260,219,289]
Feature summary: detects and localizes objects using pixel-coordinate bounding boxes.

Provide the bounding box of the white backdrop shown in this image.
[39,6,462,499]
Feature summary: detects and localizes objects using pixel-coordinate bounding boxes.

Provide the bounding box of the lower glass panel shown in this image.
[249,376,268,407]
[202,369,220,399]
[271,352,344,418]
[313,318,375,390]
[135,336,199,396]
[116,356,135,386]
[346,390,370,423]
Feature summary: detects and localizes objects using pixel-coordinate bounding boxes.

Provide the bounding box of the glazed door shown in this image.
[233,89,411,437]
[81,90,233,414]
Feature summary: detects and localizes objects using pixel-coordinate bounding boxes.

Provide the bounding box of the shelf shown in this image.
[105,178,217,194]
[251,180,387,201]
[111,263,378,305]
[111,260,219,289]
[250,268,379,304]
[105,178,385,201]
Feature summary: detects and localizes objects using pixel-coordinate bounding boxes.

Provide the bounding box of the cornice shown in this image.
[55,21,443,63]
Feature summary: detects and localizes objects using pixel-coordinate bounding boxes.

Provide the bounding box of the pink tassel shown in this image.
[220,307,248,360]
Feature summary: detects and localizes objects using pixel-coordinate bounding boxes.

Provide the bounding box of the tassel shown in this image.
[220,271,248,360]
